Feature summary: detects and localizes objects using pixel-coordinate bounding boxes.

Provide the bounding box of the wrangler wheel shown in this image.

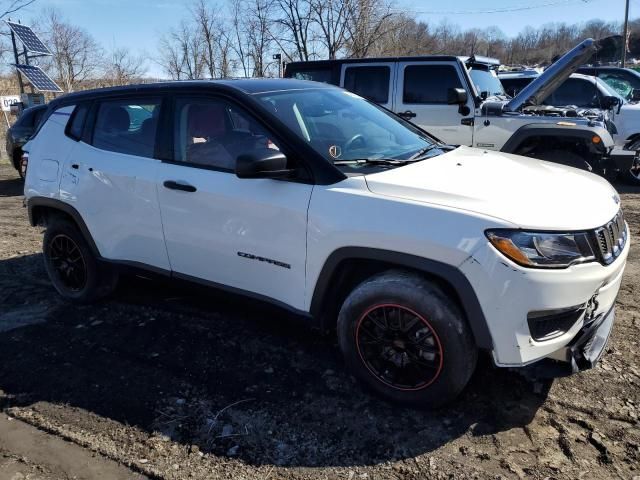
[624,139,640,185]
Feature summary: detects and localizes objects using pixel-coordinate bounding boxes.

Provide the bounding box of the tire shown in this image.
[43,219,118,303]
[13,150,26,180]
[535,150,592,171]
[624,139,640,185]
[18,155,27,180]
[337,270,477,408]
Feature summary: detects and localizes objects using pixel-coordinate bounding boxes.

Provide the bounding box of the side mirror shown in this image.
[601,95,620,110]
[447,88,468,105]
[632,89,640,102]
[235,149,293,179]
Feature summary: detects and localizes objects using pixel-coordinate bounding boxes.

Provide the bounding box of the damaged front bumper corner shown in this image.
[517,305,615,379]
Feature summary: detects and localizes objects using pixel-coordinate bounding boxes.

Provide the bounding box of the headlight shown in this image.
[486,229,596,268]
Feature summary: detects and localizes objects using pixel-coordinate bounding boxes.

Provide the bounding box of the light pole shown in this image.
[622,0,630,66]
[273,53,282,78]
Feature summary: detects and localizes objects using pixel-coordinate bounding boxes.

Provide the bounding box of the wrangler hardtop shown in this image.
[285,38,636,176]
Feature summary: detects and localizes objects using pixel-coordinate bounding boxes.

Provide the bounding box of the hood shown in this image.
[364,146,620,231]
[505,38,600,112]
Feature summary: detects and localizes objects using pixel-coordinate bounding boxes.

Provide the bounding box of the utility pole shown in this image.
[622,0,630,66]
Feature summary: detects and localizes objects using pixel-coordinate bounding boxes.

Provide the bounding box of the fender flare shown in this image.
[500,123,612,154]
[27,197,100,257]
[624,132,640,149]
[309,247,493,349]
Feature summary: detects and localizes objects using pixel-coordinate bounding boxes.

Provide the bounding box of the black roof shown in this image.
[285,56,461,68]
[577,66,629,71]
[49,78,336,106]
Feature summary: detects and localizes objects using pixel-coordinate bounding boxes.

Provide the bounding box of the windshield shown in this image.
[255,89,438,164]
[468,67,506,97]
[598,71,639,101]
[596,77,626,103]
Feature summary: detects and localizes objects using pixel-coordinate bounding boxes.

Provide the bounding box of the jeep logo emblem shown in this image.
[328,145,342,159]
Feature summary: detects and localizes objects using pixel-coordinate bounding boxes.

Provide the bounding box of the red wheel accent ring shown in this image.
[355,303,444,391]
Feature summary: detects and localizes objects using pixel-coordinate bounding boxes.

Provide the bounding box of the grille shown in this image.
[593,210,627,264]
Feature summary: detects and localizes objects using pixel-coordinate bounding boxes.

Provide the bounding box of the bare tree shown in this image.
[191,0,234,78]
[459,28,484,56]
[102,47,147,86]
[229,0,251,76]
[273,0,313,61]
[345,0,396,58]
[0,0,35,20]
[39,9,103,92]
[228,0,277,77]
[247,0,276,75]
[158,19,206,80]
[310,0,350,59]
[581,19,618,40]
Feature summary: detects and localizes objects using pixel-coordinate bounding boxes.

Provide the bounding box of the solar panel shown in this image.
[15,65,62,92]
[7,22,52,56]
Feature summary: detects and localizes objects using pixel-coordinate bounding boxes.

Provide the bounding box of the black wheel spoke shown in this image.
[366,313,387,331]
[356,304,442,390]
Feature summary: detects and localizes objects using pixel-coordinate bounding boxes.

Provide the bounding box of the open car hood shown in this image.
[505,37,620,112]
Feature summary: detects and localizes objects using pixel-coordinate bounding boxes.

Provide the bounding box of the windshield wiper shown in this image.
[333,158,410,166]
[408,144,443,160]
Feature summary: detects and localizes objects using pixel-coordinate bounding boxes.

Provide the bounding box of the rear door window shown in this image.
[91,98,161,158]
[343,66,391,103]
[403,65,463,104]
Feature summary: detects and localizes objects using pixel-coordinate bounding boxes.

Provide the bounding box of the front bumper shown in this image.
[608,146,637,172]
[459,227,629,366]
[517,304,615,378]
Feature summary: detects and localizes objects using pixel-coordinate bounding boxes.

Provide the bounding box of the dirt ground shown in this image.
[0,158,639,480]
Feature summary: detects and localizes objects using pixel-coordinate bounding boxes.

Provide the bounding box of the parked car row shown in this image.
[285,38,640,184]
[22,69,629,406]
[499,70,640,183]
[5,104,47,178]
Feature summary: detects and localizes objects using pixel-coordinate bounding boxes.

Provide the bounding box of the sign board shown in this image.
[0,95,21,112]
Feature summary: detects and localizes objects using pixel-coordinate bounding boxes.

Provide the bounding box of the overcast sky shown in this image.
[12,0,631,77]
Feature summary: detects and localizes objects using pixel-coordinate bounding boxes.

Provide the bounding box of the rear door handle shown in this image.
[398,110,417,119]
[163,180,197,193]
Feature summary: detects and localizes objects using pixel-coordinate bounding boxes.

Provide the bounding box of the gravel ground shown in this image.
[0,158,639,480]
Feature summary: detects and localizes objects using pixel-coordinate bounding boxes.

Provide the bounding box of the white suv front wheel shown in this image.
[337,270,477,407]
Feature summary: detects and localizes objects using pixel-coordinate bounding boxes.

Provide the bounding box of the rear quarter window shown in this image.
[285,65,340,85]
[66,103,90,141]
[343,66,390,103]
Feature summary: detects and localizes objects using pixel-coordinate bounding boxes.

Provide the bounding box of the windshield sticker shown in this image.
[329,145,342,158]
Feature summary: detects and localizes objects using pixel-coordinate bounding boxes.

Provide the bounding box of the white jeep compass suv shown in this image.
[23,79,629,407]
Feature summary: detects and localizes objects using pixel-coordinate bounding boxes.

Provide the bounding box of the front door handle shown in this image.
[163,180,197,193]
[398,110,417,119]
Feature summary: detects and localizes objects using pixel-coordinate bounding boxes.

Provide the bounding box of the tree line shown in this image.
[157,0,635,80]
[2,1,639,92]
